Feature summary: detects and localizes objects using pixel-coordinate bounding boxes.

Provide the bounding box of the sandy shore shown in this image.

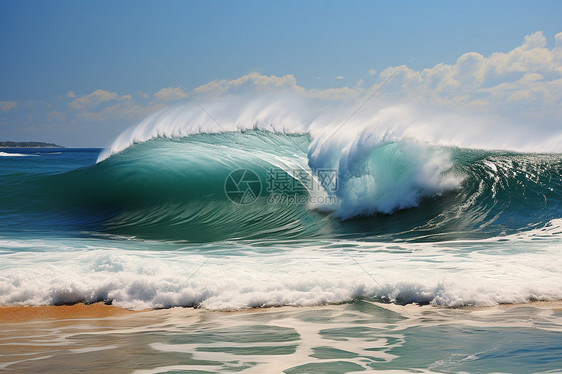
[1,299,561,324]
[1,300,561,373]
[0,303,137,323]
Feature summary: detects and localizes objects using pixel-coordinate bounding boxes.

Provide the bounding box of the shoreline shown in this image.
[2,300,561,373]
[0,303,137,323]
[2,300,561,323]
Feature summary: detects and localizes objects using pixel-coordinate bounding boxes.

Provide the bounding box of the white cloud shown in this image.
[153,86,189,102]
[191,72,363,101]
[57,31,562,130]
[0,101,17,112]
[137,90,150,99]
[67,89,159,122]
[3,31,558,146]
[334,76,345,80]
[194,72,305,97]
[371,31,562,122]
[69,89,127,111]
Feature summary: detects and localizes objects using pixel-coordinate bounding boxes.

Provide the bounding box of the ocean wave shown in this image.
[1,129,560,241]
[96,98,562,163]
[1,220,560,310]
[0,152,34,157]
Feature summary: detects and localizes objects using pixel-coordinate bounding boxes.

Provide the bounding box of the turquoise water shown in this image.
[0,131,561,372]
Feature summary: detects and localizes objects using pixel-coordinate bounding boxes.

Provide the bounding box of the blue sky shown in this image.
[1,0,561,147]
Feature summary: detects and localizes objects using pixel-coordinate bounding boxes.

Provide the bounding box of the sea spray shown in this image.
[98,97,562,163]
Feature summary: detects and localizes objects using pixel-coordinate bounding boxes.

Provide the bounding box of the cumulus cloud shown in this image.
[69,89,127,111]
[191,72,362,101]
[58,31,562,130]
[137,90,150,99]
[182,30,559,112]
[375,31,562,118]
[2,31,559,147]
[67,89,158,122]
[194,72,305,97]
[0,101,17,112]
[153,86,189,101]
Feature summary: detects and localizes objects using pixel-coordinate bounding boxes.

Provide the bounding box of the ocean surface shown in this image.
[1,103,561,372]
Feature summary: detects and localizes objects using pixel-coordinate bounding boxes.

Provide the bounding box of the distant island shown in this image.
[0,141,64,148]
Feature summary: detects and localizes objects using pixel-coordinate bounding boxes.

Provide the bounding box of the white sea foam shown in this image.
[97,96,562,164]
[307,132,461,217]
[1,220,560,310]
[0,152,33,157]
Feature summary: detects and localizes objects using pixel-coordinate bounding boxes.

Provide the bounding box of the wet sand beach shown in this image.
[2,301,562,373]
[0,303,136,323]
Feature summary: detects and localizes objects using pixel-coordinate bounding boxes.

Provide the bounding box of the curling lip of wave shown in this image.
[97,98,562,163]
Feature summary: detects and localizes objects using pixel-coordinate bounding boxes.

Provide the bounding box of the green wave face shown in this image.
[2,130,561,242]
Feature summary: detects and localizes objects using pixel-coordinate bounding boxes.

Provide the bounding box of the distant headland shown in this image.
[0,141,64,148]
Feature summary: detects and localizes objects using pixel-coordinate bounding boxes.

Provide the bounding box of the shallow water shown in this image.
[1,302,562,373]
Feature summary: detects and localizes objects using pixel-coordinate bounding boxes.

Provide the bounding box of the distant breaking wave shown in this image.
[0,152,34,157]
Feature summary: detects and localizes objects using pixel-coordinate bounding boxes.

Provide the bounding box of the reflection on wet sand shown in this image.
[1,301,562,373]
